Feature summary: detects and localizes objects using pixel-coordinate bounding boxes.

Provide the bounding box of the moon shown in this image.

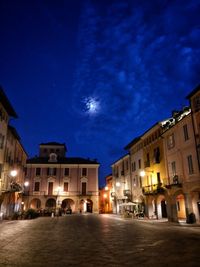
[84,97,100,115]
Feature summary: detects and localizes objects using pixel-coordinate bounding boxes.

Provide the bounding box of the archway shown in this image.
[46,198,56,208]
[61,198,75,212]
[157,195,167,219]
[30,198,41,210]
[86,199,93,213]
[161,199,167,218]
[176,194,186,220]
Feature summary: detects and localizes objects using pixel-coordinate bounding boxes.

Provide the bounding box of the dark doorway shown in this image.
[161,200,167,218]
[86,199,93,213]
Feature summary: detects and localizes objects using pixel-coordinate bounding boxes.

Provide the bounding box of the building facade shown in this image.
[111,84,200,223]
[24,142,99,214]
[99,174,113,213]
[0,88,27,218]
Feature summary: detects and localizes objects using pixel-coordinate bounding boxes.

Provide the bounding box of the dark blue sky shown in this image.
[0,0,200,186]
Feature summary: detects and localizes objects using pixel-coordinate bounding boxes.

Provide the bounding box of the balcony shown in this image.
[142,183,164,195]
[165,175,182,189]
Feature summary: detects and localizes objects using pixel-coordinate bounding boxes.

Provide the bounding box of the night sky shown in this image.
[0,0,200,186]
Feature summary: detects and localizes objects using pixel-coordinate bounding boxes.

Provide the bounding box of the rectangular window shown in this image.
[64,168,69,176]
[36,168,41,176]
[157,172,161,184]
[126,160,129,170]
[34,182,40,192]
[132,161,136,172]
[48,182,53,195]
[167,134,175,149]
[171,161,176,176]
[153,147,160,163]
[64,182,69,192]
[82,182,86,195]
[138,159,141,169]
[47,168,57,176]
[187,155,194,174]
[139,176,142,188]
[82,168,87,176]
[183,124,189,141]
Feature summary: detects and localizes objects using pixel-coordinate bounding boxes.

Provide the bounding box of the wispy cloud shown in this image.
[72,0,200,177]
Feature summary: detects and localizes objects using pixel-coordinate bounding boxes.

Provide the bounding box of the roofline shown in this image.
[186,84,200,99]
[111,153,130,166]
[124,136,141,150]
[0,87,18,118]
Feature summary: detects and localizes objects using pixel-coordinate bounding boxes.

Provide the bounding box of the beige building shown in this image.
[1,126,27,217]
[111,154,132,213]
[124,137,145,215]
[24,142,99,214]
[0,88,27,218]
[161,107,200,222]
[99,174,113,213]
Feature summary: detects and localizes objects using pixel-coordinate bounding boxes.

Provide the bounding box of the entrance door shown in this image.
[87,200,93,213]
[161,200,167,218]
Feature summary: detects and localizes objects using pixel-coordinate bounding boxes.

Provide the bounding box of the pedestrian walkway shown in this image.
[101,213,200,227]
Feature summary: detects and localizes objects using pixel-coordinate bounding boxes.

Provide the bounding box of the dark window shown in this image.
[36,168,41,176]
[64,182,68,192]
[47,168,56,176]
[82,168,87,176]
[34,182,40,191]
[48,182,53,195]
[82,182,86,195]
[138,159,141,169]
[64,168,69,176]
[153,147,160,163]
[157,172,161,184]
[183,124,189,141]
[187,155,194,174]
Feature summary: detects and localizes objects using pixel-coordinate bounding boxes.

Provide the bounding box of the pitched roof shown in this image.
[27,156,99,165]
[0,87,18,118]
[186,84,200,99]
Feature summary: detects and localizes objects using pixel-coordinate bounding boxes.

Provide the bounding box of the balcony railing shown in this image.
[142,183,164,195]
[165,175,182,189]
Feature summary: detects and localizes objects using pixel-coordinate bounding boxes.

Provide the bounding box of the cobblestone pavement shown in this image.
[0,214,200,267]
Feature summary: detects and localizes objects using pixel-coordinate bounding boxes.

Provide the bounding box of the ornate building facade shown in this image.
[24,142,99,214]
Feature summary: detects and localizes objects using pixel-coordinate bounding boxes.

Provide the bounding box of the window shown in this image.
[157,172,161,184]
[126,160,129,170]
[36,168,41,176]
[47,168,57,176]
[171,161,176,176]
[82,182,86,195]
[187,155,194,174]
[139,176,142,188]
[34,182,40,192]
[132,161,136,172]
[138,159,141,169]
[0,134,5,149]
[153,147,160,163]
[82,168,87,176]
[183,124,189,141]
[64,182,69,192]
[167,134,175,149]
[64,168,69,176]
[48,182,53,195]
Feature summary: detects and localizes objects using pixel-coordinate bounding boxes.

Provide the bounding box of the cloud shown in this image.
[72,0,200,176]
